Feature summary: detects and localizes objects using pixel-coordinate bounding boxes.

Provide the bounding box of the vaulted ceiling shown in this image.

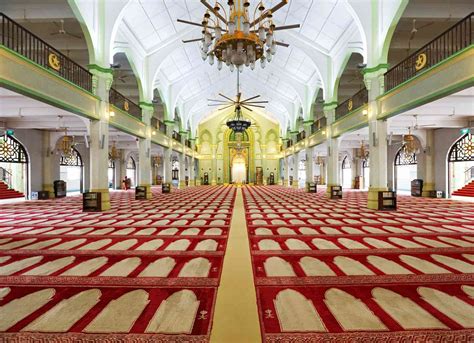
[2,0,472,134]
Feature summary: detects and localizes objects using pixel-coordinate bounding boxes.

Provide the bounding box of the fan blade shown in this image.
[177,18,206,28]
[218,104,236,111]
[250,0,288,27]
[200,0,227,23]
[409,31,416,41]
[207,99,229,103]
[241,105,254,112]
[275,41,290,47]
[219,93,236,102]
[67,32,82,39]
[241,95,260,102]
[182,38,203,43]
[246,104,266,108]
[243,100,269,104]
[419,124,436,127]
[208,104,228,107]
[273,24,300,31]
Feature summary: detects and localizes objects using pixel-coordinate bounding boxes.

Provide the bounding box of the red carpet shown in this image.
[242,186,474,342]
[0,181,24,200]
[0,186,235,342]
[453,180,474,197]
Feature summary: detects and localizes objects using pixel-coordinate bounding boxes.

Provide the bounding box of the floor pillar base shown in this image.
[89,189,111,211]
[367,187,389,210]
[326,184,341,198]
[42,184,54,198]
[139,184,152,199]
[422,183,435,197]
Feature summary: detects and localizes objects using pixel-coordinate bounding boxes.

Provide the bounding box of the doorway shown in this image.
[0,135,29,198]
[231,154,247,183]
[59,147,83,194]
[394,146,417,193]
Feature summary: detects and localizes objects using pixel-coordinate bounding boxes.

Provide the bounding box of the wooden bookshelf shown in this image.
[83,192,102,212]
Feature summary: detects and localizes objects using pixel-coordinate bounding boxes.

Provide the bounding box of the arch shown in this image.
[447,133,474,195]
[264,257,296,277]
[60,147,84,193]
[0,134,30,197]
[394,146,417,166]
[394,145,418,193]
[111,50,145,102]
[274,289,326,332]
[332,52,365,104]
[324,288,386,331]
[371,287,446,329]
[146,290,200,334]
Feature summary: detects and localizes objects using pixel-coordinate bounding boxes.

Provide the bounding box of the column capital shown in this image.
[322,101,338,111]
[139,102,154,110]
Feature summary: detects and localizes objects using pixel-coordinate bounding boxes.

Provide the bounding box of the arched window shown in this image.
[0,135,28,163]
[395,145,417,166]
[229,130,249,142]
[60,147,83,166]
[127,156,136,169]
[448,133,474,162]
[108,154,115,168]
[342,156,351,169]
[172,159,179,180]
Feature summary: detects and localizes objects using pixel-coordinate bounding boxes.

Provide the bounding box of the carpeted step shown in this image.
[452,180,474,197]
[0,181,24,199]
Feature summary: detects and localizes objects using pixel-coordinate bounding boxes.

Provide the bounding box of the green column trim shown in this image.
[362,63,390,75]
[290,131,299,134]
[139,102,154,110]
[323,101,338,110]
[87,64,114,74]
[303,120,314,124]
[164,120,175,126]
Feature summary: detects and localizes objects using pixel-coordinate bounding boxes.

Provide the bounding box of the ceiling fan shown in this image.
[207,72,268,112]
[51,19,82,39]
[412,114,436,130]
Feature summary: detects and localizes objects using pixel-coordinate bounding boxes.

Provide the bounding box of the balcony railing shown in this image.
[158,120,166,134]
[172,131,181,142]
[311,117,327,134]
[296,131,306,142]
[286,139,293,149]
[335,87,368,120]
[385,12,473,92]
[0,13,93,92]
[109,88,142,120]
[185,139,191,148]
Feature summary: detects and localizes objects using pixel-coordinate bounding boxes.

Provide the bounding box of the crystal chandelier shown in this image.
[356,141,368,159]
[178,0,300,71]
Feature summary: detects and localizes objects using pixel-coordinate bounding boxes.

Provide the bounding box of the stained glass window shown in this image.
[60,147,83,166]
[0,135,28,163]
[448,133,474,162]
[395,145,417,166]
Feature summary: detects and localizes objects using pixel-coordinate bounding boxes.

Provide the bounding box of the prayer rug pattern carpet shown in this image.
[242,186,474,342]
[0,186,236,342]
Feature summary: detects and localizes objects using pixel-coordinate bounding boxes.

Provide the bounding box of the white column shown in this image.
[306,146,314,184]
[292,152,298,189]
[211,144,217,185]
[42,131,56,197]
[137,104,153,198]
[163,147,172,184]
[179,153,186,188]
[324,103,341,197]
[351,150,360,189]
[364,68,389,209]
[89,69,113,210]
[422,129,436,197]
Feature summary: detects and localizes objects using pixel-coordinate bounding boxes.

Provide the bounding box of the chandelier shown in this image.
[59,128,74,156]
[403,129,417,155]
[110,141,120,160]
[178,0,300,71]
[153,155,162,166]
[356,141,368,159]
